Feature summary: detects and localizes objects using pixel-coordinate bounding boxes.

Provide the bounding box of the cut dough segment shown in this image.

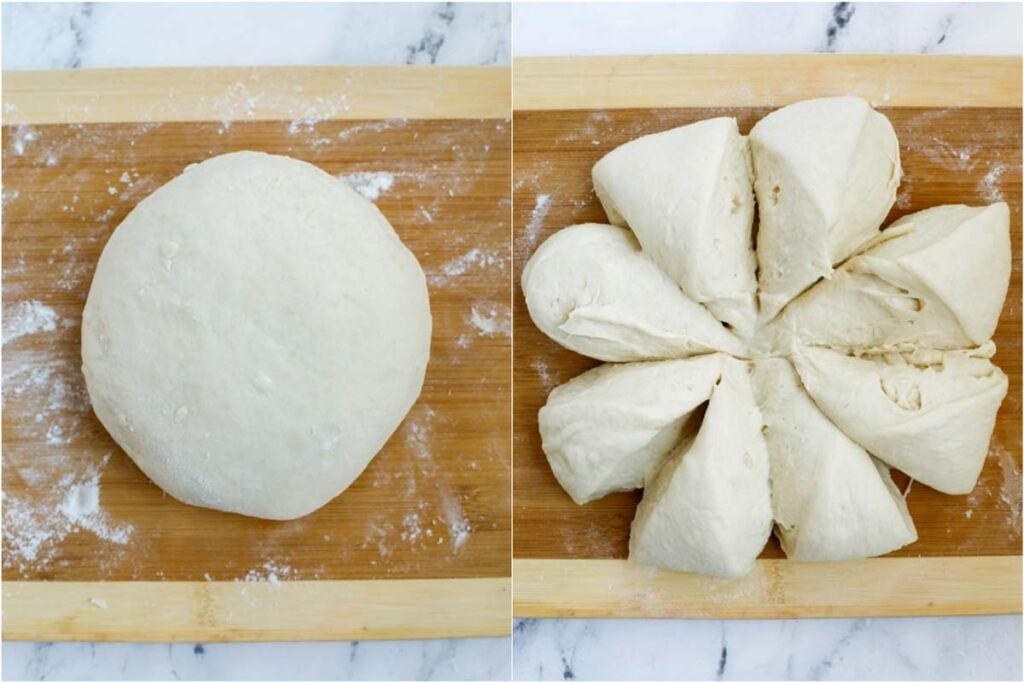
[539,355,723,504]
[750,96,900,321]
[521,223,746,362]
[629,357,772,577]
[592,118,758,336]
[793,346,1008,494]
[752,358,917,561]
[761,203,1011,354]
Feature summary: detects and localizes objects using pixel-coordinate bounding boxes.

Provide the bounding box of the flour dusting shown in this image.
[994,444,1022,534]
[429,247,507,287]
[3,301,59,346]
[3,454,134,571]
[522,194,551,248]
[338,172,395,201]
[440,490,472,552]
[468,302,511,338]
[979,165,1007,203]
[532,359,559,392]
[9,124,39,156]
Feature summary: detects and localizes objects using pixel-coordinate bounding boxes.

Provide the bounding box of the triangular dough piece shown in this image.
[521,224,746,362]
[761,203,1011,354]
[793,347,1008,494]
[540,355,723,504]
[592,118,758,336]
[629,357,772,577]
[752,358,917,561]
[750,96,900,321]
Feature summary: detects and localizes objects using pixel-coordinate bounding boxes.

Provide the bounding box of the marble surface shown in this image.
[513,2,1022,681]
[513,2,1022,56]
[2,3,511,682]
[2,2,510,69]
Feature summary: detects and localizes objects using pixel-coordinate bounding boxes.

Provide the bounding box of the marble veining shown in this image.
[513,616,1023,681]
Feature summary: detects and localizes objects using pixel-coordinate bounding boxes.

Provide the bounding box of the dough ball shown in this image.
[82,151,431,520]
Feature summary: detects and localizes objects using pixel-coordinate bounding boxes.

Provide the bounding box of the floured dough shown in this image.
[539,355,723,504]
[592,118,758,336]
[750,96,901,321]
[521,223,745,361]
[82,151,431,520]
[762,203,1011,353]
[629,358,772,577]
[793,346,1008,494]
[752,358,917,561]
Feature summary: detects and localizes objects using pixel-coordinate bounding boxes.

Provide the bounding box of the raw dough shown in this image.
[82,151,431,520]
[629,357,772,577]
[793,346,1007,494]
[750,96,901,321]
[592,118,758,336]
[752,358,917,561]
[521,223,746,362]
[762,203,1011,353]
[539,354,722,504]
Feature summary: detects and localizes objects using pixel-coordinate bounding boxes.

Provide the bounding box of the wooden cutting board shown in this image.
[2,66,511,640]
[512,55,1022,618]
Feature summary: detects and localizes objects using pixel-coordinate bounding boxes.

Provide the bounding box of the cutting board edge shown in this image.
[2,577,512,641]
[513,557,1023,619]
[513,54,1023,110]
[2,65,511,125]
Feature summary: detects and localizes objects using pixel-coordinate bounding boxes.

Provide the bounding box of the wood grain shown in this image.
[4,578,510,641]
[3,117,511,585]
[514,55,1022,110]
[514,558,1022,619]
[512,106,1022,574]
[3,67,511,124]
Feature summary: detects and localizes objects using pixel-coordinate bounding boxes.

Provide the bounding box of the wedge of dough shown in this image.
[750,96,900,321]
[629,357,772,577]
[793,347,1008,495]
[592,118,758,336]
[761,203,1011,354]
[521,223,746,362]
[540,355,723,504]
[752,357,917,561]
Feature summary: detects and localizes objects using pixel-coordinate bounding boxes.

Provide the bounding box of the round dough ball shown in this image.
[82,151,431,520]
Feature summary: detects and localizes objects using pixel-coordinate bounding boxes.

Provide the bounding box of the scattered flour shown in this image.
[336,119,409,141]
[2,301,59,346]
[2,454,134,571]
[532,359,558,392]
[429,247,507,286]
[440,490,472,553]
[468,302,512,338]
[338,172,395,201]
[522,194,552,248]
[9,124,39,156]
[88,597,109,610]
[979,165,1007,203]
[994,444,1022,535]
[242,561,294,585]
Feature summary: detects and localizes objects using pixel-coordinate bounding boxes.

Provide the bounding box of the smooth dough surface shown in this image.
[793,346,1007,495]
[539,355,723,504]
[521,223,745,362]
[750,96,900,321]
[82,151,431,520]
[761,203,1011,354]
[592,118,758,336]
[629,357,772,578]
[752,358,917,562]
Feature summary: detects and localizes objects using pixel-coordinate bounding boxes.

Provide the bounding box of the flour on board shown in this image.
[3,454,134,572]
[2,301,59,346]
[428,247,508,287]
[522,194,552,248]
[468,301,511,338]
[979,165,1007,203]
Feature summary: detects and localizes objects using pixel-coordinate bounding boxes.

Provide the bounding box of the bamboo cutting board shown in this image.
[513,55,1022,618]
[2,67,511,640]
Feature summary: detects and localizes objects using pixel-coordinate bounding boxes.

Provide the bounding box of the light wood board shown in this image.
[2,67,512,640]
[512,55,1022,618]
